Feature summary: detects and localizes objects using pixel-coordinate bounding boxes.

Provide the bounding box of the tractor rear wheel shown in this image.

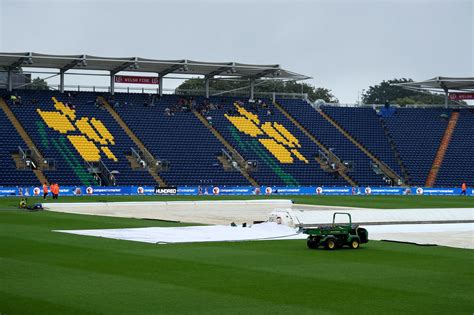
[324,239,336,250]
[350,239,360,249]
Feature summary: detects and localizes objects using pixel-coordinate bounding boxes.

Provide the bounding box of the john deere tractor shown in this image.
[301,212,368,250]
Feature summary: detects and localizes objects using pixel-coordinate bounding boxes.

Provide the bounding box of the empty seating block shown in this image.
[436,109,474,187]
[210,97,348,186]
[6,90,156,186]
[278,99,386,186]
[382,108,450,186]
[322,106,403,177]
[113,94,249,187]
[0,105,39,186]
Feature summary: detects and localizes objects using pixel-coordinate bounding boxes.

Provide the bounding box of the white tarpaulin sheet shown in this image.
[368,223,474,249]
[55,222,474,249]
[56,223,303,244]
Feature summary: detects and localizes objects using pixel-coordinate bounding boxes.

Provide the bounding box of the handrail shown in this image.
[84,160,114,186]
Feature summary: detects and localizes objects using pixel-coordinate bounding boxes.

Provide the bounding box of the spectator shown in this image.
[109,174,116,186]
[206,115,213,125]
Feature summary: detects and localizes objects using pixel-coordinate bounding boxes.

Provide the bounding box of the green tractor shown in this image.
[301,212,368,250]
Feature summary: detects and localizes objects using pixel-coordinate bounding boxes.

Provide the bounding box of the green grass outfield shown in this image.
[1,196,473,314]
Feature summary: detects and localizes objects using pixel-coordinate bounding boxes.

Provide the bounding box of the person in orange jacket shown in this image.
[42,183,49,200]
[460,182,467,196]
[51,183,59,200]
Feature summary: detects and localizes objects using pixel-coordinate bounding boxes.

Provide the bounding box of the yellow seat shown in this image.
[259,138,293,163]
[37,109,75,134]
[67,135,101,161]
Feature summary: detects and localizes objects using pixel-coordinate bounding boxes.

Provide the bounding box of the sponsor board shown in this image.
[178,187,198,195]
[449,93,474,100]
[154,187,178,195]
[33,187,41,196]
[0,185,472,197]
[369,187,405,195]
[412,187,461,195]
[316,187,352,195]
[0,187,17,196]
[115,75,159,85]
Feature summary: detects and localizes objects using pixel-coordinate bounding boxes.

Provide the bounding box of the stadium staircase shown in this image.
[381,108,450,186]
[272,101,356,186]
[425,111,460,187]
[317,107,404,185]
[378,117,412,185]
[99,97,167,187]
[0,97,48,184]
[193,109,259,187]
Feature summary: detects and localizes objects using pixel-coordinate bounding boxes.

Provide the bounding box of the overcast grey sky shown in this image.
[1,0,473,102]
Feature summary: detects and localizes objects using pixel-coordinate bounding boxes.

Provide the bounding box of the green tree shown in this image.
[175,78,338,103]
[27,77,49,90]
[362,78,461,105]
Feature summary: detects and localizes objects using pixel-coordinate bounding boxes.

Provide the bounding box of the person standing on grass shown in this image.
[42,183,49,200]
[51,183,56,200]
[55,183,60,200]
[460,182,467,196]
[51,183,59,200]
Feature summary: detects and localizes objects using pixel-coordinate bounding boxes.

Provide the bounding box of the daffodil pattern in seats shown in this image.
[37,97,117,162]
[225,103,308,164]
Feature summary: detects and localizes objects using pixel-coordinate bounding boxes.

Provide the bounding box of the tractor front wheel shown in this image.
[307,238,319,249]
[350,239,360,249]
[324,239,336,250]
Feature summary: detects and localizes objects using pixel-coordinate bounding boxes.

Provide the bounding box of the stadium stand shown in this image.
[208,97,349,186]
[4,90,156,186]
[112,93,251,186]
[0,104,39,186]
[381,108,451,186]
[321,105,403,177]
[435,109,474,187]
[1,89,472,188]
[277,99,387,186]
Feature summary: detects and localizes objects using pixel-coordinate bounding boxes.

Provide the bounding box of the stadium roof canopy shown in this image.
[393,76,474,107]
[393,77,474,93]
[0,52,310,81]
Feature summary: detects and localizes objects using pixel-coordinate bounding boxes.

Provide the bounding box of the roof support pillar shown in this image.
[205,78,210,98]
[59,70,65,93]
[250,80,255,100]
[7,69,13,92]
[110,71,115,95]
[444,88,448,109]
[158,75,163,96]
